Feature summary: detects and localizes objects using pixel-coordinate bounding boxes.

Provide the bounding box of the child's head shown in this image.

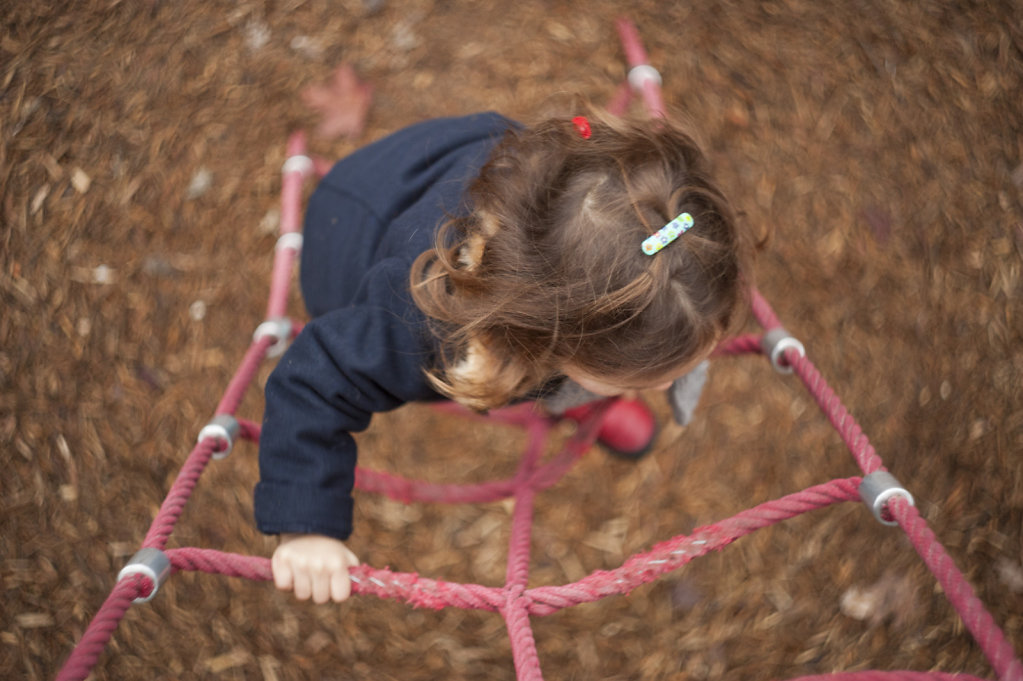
[412,108,753,410]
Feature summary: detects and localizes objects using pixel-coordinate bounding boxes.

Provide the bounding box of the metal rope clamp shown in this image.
[275,232,303,255]
[281,154,313,177]
[198,413,240,460]
[760,327,806,374]
[253,316,292,358]
[117,548,172,604]
[859,470,915,526]
[628,64,663,91]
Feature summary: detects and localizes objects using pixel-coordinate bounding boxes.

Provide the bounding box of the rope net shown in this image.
[55,18,1022,681]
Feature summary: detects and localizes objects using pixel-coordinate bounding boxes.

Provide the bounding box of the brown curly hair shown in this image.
[410,107,753,410]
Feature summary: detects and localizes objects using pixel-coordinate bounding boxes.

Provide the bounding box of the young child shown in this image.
[255,93,751,604]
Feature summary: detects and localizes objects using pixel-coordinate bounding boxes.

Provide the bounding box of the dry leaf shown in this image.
[71,167,91,193]
[300,64,373,140]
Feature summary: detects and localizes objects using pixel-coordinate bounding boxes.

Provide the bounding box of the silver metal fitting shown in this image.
[859,471,915,526]
[198,413,241,460]
[275,232,303,254]
[117,548,172,603]
[281,154,313,176]
[628,64,663,91]
[253,317,292,357]
[760,328,806,374]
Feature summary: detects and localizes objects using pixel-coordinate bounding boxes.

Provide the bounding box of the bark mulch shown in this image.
[2,2,1021,680]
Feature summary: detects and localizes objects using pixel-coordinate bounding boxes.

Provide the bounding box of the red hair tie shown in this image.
[572,116,592,139]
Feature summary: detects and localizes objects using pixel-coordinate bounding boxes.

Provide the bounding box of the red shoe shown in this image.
[563,397,658,460]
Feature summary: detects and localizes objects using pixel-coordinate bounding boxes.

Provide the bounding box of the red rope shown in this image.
[606,80,633,116]
[59,267,1021,681]
[781,670,990,674]
[141,438,217,550]
[613,28,1017,678]
[788,350,886,475]
[83,481,1019,681]
[266,130,311,319]
[750,287,784,331]
[616,17,666,118]
[213,335,275,416]
[504,484,537,590]
[503,594,544,681]
[355,467,519,505]
[712,332,763,357]
[349,564,505,611]
[237,416,261,442]
[526,477,861,614]
[748,289,885,475]
[353,403,602,505]
[149,478,856,617]
[169,547,272,582]
[266,247,299,321]
[55,577,145,681]
[891,498,1023,681]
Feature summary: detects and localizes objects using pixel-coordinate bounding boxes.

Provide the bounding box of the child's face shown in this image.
[563,337,718,400]
[564,353,708,400]
[564,371,674,400]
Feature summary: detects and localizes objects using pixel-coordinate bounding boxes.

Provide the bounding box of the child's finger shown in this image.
[310,566,332,604]
[330,568,352,602]
[271,551,293,591]
[291,568,313,601]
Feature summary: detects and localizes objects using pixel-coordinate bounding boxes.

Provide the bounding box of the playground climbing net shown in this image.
[56,19,1022,681]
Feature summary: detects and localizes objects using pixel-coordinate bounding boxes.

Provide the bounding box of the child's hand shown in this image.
[271,533,360,604]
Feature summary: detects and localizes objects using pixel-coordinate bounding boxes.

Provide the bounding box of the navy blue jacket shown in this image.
[254,113,517,541]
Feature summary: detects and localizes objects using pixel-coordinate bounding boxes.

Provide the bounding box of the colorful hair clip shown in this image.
[572,116,592,139]
[641,212,694,255]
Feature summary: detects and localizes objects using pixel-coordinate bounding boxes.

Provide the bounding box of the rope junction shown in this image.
[54,18,1022,681]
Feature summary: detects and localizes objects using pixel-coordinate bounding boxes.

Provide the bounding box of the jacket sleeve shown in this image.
[317,113,515,228]
[253,258,439,540]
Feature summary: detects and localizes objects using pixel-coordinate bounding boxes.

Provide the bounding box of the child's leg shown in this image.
[562,398,658,460]
[544,380,658,460]
[548,362,710,459]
